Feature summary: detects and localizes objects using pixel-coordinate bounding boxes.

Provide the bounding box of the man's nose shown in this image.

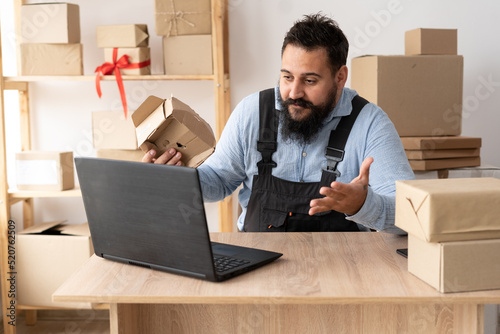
[289,80,304,100]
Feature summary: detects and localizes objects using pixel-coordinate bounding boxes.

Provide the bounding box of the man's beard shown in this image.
[278,86,338,144]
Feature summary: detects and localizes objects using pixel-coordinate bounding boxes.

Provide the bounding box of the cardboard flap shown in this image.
[20,221,67,235]
[134,24,149,45]
[132,95,165,127]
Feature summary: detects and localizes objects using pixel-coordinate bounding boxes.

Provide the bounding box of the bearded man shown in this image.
[143,13,414,233]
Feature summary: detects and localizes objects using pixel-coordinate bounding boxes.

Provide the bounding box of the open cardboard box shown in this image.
[132,95,216,167]
[395,177,500,242]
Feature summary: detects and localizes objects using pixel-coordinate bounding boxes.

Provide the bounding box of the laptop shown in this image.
[74,157,282,282]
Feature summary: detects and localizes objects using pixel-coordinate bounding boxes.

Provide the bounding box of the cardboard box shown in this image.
[20,43,83,76]
[17,221,93,308]
[15,151,74,191]
[154,0,211,36]
[405,148,480,160]
[395,177,500,242]
[408,156,480,171]
[96,149,145,162]
[132,95,216,167]
[408,234,500,293]
[92,110,138,150]
[103,47,151,75]
[351,55,463,136]
[405,28,457,55]
[401,136,482,150]
[97,24,149,48]
[162,35,213,75]
[21,3,80,44]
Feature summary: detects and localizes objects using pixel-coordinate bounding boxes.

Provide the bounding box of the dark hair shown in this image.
[281,13,349,74]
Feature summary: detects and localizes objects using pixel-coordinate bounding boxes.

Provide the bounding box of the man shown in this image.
[143,13,414,233]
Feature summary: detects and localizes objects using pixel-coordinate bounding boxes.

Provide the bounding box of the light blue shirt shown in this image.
[198,87,415,233]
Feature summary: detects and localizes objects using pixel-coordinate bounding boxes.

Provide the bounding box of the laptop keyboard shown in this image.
[213,255,250,273]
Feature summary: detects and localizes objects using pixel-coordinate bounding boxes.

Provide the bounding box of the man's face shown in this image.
[279,44,340,142]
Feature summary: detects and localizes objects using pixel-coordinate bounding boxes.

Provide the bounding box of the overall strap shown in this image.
[320,95,369,186]
[257,88,278,175]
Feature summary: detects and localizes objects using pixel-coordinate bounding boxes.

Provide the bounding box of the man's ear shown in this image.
[336,65,348,88]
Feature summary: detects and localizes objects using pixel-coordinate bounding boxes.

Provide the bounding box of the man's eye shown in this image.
[282,75,292,81]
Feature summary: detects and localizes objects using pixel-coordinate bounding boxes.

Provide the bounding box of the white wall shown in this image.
[2,1,500,224]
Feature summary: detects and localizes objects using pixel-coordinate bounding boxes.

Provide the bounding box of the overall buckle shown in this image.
[323,147,344,177]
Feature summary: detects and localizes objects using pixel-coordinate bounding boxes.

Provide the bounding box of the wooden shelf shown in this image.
[9,187,82,201]
[4,74,215,82]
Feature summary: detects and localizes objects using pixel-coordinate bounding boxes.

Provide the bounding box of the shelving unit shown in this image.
[0,1,232,333]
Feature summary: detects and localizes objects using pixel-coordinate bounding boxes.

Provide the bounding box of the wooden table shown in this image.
[53,232,500,333]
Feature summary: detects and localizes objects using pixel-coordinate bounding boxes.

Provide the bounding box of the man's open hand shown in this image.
[309,157,373,216]
[141,148,183,166]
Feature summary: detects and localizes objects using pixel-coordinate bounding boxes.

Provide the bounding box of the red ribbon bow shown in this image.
[95,48,151,118]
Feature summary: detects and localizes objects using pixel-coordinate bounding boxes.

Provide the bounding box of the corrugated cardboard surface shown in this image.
[17,222,94,308]
[20,43,83,75]
[132,95,216,167]
[408,234,500,293]
[92,110,138,150]
[401,136,482,150]
[154,0,211,36]
[351,55,463,137]
[97,24,149,48]
[395,178,500,242]
[408,156,480,171]
[162,35,213,75]
[405,28,457,55]
[405,148,480,160]
[15,151,74,191]
[96,149,145,162]
[21,3,80,43]
[103,47,151,75]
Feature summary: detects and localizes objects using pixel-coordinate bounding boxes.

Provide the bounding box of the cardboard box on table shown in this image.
[405,148,480,160]
[97,24,149,48]
[20,43,83,75]
[103,47,151,75]
[405,28,457,55]
[350,55,463,137]
[162,35,213,75]
[401,136,482,151]
[408,156,480,171]
[395,177,500,242]
[154,0,211,36]
[132,95,216,167]
[96,149,145,162]
[408,234,500,293]
[92,110,138,150]
[15,151,74,191]
[17,221,94,308]
[21,3,80,44]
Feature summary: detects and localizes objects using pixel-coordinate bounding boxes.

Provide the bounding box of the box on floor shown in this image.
[17,221,94,308]
[132,95,216,167]
[20,43,83,76]
[15,151,74,191]
[408,234,500,293]
[97,24,149,48]
[21,3,80,44]
[395,177,500,242]
[351,55,463,137]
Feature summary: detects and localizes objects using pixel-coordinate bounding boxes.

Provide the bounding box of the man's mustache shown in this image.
[285,98,314,109]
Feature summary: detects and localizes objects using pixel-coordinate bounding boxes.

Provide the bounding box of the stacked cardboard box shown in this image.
[154,0,213,75]
[96,24,151,75]
[351,28,481,171]
[395,178,500,293]
[20,3,83,75]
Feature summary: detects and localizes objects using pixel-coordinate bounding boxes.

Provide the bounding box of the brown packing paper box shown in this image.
[408,234,500,293]
[92,110,138,150]
[15,151,74,191]
[20,43,83,76]
[154,0,211,36]
[97,24,149,48]
[162,35,213,75]
[21,3,80,44]
[103,47,151,75]
[17,221,94,308]
[96,149,145,162]
[132,95,216,167]
[408,156,481,171]
[405,28,457,55]
[401,136,482,150]
[405,148,480,160]
[395,178,500,242]
[351,55,463,137]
